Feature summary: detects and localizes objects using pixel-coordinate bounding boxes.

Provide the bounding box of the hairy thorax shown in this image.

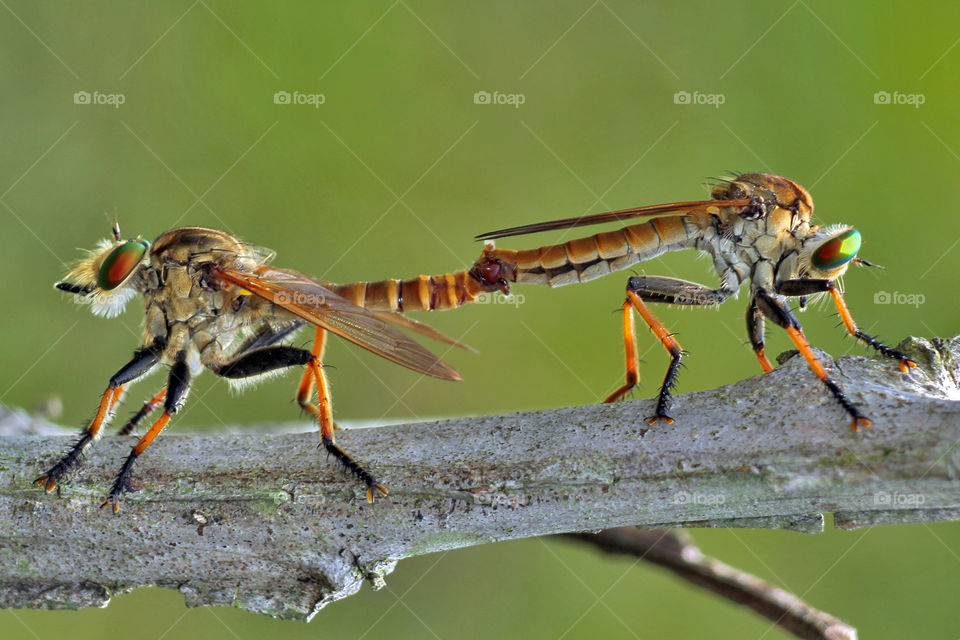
[132,227,280,372]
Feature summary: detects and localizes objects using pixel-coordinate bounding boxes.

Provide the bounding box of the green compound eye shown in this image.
[812,228,860,270]
[98,240,149,290]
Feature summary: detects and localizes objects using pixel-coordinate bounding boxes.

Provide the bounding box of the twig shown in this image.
[0,336,958,630]
[564,528,857,640]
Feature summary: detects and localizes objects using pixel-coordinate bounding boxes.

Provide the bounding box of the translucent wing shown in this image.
[475,198,752,241]
[212,265,462,381]
[374,312,478,354]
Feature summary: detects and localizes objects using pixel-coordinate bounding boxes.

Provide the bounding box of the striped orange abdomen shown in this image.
[330,270,492,313]
[485,214,699,288]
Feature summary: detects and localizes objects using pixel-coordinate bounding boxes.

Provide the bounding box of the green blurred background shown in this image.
[2,1,958,638]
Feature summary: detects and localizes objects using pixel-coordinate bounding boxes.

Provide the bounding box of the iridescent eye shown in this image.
[97,240,149,290]
[812,229,860,270]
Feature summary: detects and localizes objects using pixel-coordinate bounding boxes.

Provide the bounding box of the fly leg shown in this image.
[103,355,191,513]
[116,387,166,436]
[295,327,388,502]
[206,327,387,502]
[746,297,774,373]
[606,276,733,425]
[777,279,917,373]
[754,289,871,431]
[35,342,162,494]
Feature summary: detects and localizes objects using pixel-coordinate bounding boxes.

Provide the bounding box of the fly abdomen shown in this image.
[330,271,491,313]
[484,215,697,288]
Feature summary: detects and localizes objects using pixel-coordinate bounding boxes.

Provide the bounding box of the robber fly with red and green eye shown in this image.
[38,225,506,510]
[465,172,917,426]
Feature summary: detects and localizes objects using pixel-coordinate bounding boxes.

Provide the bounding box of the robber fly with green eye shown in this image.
[467,172,917,426]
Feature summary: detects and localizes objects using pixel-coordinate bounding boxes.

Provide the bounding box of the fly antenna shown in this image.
[106,210,121,242]
[854,257,885,270]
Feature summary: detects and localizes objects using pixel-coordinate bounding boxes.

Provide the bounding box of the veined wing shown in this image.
[212,265,462,381]
[475,198,751,241]
[374,312,478,354]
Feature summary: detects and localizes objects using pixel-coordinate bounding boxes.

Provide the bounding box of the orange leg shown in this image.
[828,287,917,373]
[102,412,172,513]
[117,387,167,436]
[755,348,774,373]
[606,290,683,425]
[604,299,639,403]
[297,327,387,502]
[36,345,162,496]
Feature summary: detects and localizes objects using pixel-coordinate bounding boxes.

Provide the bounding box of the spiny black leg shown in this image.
[209,338,385,499]
[756,289,871,430]
[851,329,915,366]
[104,450,138,509]
[37,433,93,492]
[650,344,683,425]
[320,437,386,497]
[822,378,870,427]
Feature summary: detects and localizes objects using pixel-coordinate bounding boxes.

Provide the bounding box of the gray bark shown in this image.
[0,336,958,622]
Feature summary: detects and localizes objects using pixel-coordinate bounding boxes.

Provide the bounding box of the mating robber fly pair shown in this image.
[37,173,916,510]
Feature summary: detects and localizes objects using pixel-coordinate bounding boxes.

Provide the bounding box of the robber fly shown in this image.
[38,225,504,510]
[467,172,917,426]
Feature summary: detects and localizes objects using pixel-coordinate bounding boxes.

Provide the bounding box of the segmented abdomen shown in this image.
[486,215,698,287]
[330,270,487,312]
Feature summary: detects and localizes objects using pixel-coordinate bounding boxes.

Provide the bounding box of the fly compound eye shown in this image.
[97,240,149,290]
[812,228,860,270]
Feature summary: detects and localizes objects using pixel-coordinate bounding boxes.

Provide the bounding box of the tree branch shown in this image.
[1,336,958,629]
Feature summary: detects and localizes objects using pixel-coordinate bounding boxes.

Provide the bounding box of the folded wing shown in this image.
[213,265,461,381]
[475,199,751,241]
